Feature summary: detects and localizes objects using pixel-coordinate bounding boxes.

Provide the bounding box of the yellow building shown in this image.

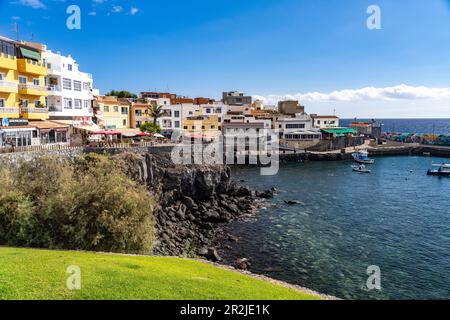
[130,103,153,129]
[94,96,131,129]
[0,36,48,121]
[182,115,222,140]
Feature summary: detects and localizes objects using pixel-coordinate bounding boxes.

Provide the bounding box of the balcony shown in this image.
[47,85,62,94]
[17,58,47,76]
[0,107,20,119]
[20,107,49,120]
[18,84,48,96]
[0,80,18,93]
[0,54,17,70]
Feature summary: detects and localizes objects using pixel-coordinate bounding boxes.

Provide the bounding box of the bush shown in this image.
[0,154,156,254]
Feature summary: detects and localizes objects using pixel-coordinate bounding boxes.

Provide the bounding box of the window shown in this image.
[64,98,73,109]
[34,100,41,108]
[21,99,28,108]
[47,63,52,69]
[33,78,39,86]
[0,98,4,108]
[74,99,82,109]
[286,123,305,129]
[68,64,73,71]
[103,106,109,112]
[184,126,188,130]
[74,80,81,91]
[63,78,72,90]
[84,100,90,109]
[135,110,143,116]
[174,110,180,117]
[19,76,27,84]
[206,108,211,114]
[121,107,128,115]
[113,106,119,112]
[0,73,3,81]
[122,119,127,126]
[83,82,91,91]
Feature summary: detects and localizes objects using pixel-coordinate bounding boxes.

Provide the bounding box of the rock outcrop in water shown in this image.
[119,152,262,257]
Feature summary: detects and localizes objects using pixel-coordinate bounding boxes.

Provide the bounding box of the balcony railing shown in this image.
[0,107,20,114]
[48,105,63,112]
[48,85,61,92]
[0,80,17,88]
[19,84,47,92]
[21,107,49,114]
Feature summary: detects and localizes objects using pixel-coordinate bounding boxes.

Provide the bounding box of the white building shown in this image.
[275,113,321,149]
[311,115,340,129]
[43,50,94,120]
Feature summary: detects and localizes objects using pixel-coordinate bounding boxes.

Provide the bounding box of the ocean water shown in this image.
[340,119,450,135]
[225,156,450,300]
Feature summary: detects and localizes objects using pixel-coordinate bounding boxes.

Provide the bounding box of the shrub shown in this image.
[0,154,156,254]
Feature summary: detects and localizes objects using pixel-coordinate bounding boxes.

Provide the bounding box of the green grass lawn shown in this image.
[0,247,320,300]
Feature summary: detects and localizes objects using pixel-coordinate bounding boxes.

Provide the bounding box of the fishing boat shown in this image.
[427,163,450,177]
[352,150,375,164]
[352,164,371,174]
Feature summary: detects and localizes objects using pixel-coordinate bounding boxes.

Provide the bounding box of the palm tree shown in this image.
[149,104,165,126]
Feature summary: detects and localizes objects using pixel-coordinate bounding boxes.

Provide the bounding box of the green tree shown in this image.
[140,122,161,134]
[105,90,137,99]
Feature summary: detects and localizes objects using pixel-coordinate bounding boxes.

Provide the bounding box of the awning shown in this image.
[321,128,357,136]
[20,47,41,60]
[90,131,122,135]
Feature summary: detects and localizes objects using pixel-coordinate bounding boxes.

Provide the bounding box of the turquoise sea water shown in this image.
[226,156,450,300]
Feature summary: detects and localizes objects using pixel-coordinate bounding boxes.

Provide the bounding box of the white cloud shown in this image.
[130,7,139,15]
[253,85,450,105]
[111,5,123,13]
[88,11,97,16]
[13,0,46,9]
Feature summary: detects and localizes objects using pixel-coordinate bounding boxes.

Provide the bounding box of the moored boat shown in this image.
[352,150,375,164]
[352,164,371,174]
[427,163,450,177]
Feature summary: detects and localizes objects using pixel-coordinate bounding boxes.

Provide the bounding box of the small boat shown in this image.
[352,164,371,174]
[352,150,375,164]
[427,163,450,177]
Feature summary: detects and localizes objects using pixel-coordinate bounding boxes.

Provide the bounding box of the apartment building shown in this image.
[0,37,49,121]
[183,115,222,140]
[278,100,305,116]
[94,96,130,129]
[43,50,94,120]
[222,91,252,106]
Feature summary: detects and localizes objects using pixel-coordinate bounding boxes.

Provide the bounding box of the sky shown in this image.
[1,0,450,118]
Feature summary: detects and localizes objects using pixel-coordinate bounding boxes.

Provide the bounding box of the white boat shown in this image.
[352,164,371,173]
[427,163,450,177]
[352,150,375,164]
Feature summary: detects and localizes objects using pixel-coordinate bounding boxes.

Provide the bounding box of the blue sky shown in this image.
[1,0,450,117]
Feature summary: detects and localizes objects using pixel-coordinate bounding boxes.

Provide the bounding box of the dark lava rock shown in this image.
[199,247,221,262]
[284,200,304,205]
[227,234,239,242]
[236,258,251,270]
[256,190,274,199]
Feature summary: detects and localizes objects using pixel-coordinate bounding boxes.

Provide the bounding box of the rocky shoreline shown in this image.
[121,152,272,264]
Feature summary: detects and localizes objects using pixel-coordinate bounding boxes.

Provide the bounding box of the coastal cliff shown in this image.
[119,152,267,258]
